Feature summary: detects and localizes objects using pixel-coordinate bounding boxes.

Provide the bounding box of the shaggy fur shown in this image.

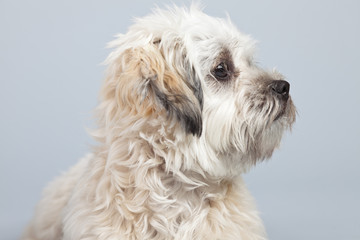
[23,5,296,240]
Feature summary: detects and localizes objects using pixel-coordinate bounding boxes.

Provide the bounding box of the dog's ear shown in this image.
[105,43,203,136]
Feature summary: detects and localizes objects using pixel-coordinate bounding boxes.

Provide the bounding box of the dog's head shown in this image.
[100,6,296,177]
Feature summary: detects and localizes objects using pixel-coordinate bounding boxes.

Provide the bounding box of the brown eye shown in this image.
[213,62,229,80]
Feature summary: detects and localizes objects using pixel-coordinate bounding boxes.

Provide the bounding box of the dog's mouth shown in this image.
[274,106,286,121]
[273,96,291,121]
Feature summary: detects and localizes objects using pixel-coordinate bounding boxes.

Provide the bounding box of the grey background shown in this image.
[1,0,359,239]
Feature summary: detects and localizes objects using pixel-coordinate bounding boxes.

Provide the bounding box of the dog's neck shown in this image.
[87,108,265,239]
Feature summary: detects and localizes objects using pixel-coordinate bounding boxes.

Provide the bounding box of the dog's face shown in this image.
[101,7,296,178]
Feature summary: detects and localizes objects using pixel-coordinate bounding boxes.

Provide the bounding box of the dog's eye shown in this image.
[213,62,229,80]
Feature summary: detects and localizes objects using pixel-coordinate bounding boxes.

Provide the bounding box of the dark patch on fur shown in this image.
[185,65,203,111]
[212,48,239,80]
[207,48,240,92]
[149,80,202,136]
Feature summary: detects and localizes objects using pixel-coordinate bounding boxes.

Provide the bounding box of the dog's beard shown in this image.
[201,83,295,177]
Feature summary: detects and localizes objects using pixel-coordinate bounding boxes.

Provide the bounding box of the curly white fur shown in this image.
[23,5,296,240]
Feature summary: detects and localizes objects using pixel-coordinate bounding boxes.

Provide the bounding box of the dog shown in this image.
[23,5,296,240]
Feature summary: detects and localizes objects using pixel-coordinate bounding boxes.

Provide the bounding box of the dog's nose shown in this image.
[270,80,290,100]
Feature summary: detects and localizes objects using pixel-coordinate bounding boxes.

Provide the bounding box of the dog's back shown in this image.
[22,156,89,240]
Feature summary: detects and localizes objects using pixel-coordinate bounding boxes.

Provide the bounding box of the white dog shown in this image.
[23,5,296,240]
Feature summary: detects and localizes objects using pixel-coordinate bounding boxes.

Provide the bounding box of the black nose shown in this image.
[271,80,290,100]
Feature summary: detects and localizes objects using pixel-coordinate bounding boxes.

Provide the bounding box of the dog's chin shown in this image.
[239,108,295,172]
[215,124,285,177]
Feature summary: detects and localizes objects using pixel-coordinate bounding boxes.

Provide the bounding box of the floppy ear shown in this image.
[105,43,203,136]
